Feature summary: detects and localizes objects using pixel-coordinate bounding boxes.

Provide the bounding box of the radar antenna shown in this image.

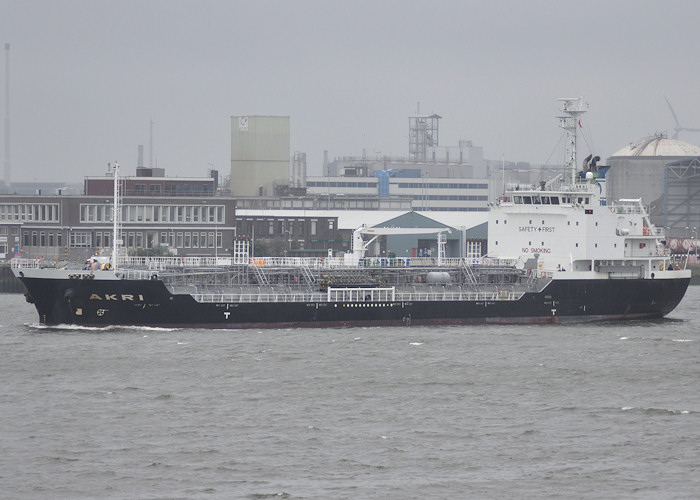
[558,97,588,185]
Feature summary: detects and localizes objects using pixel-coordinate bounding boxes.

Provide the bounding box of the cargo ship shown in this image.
[11,98,691,328]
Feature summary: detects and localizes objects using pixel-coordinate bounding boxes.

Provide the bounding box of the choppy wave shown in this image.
[621,406,693,415]
[3,289,700,499]
[26,323,178,333]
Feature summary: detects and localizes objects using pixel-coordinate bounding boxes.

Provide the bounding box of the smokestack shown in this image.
[149,117,153,168]
[3,43,9,191]
[138,144,144,168]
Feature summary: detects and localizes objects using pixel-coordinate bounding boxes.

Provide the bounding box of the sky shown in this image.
[2,0,700,185]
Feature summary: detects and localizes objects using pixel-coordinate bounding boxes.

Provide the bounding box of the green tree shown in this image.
[250,238,287,257]
[131,245,170,257]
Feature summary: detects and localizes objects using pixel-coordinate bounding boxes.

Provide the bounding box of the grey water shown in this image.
[1,289,699,500]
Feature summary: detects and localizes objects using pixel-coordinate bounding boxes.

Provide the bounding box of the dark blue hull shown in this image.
[18,276,691,328]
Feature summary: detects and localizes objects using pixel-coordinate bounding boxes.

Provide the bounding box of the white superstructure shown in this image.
[487,97,687,281]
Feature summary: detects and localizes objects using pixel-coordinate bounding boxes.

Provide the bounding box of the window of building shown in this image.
[70,232,92,247]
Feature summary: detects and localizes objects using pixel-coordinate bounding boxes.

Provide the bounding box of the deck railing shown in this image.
[191,289,525,304]
[10,255,522,272]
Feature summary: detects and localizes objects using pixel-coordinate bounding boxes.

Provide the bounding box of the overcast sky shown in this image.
[2,0,700,184]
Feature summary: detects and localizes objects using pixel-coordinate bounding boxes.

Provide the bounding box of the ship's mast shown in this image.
[558,97,588,185]
[112,162,121,271]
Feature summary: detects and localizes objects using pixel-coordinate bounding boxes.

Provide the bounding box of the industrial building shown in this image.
[0,192,237,261]
[605,133,700,231]
[662,157,700,242]
[234,208,487,259]
[85,167,218,197]
[1,165,236,261]
[230,116,290,197]
[305,113,492,212]
[306,167,490,212]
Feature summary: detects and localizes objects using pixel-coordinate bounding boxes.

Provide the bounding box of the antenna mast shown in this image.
[3,43,10,191]
[149,117,153,168]
[558,97,587,185]
[112,162,122,270]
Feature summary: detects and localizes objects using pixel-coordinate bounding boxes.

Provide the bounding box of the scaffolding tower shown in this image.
[409,113,441,161]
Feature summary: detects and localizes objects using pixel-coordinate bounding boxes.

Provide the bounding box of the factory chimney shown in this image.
[138,144,144,169]
[3,43,10,191]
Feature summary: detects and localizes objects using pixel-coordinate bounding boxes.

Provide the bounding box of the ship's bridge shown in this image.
[486,178,664,276]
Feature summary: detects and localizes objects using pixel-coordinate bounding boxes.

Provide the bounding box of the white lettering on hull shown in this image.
[89,293,145,301]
